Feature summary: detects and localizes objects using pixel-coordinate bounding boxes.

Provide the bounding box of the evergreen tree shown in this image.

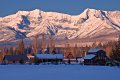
[41,34,46,53]
[111,36,120,62]
[97,42,103,48]
[33,35,39,54]
[8,47,13,55]
[92,42,97,48]
[73,44,78,58]
[18,39,25,55]
[49,35,55,53]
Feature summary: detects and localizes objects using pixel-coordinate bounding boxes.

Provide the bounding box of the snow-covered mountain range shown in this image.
[0,8,120,41]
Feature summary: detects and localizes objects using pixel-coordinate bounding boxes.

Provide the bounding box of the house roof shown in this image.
[84,54,96,59]
[4,55,29,61]
[77,58,84,62]
[88,48,102,53]
[35,54,64,59]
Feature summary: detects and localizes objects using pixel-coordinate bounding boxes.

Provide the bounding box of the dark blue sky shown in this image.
[0,0,120,17]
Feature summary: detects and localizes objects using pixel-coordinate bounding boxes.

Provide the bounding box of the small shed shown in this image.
[84,48,109,65]
[3,55,29,64]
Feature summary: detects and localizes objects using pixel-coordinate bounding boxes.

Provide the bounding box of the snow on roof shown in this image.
[77,58,84,62]
[35,54,64,59]
[84,54,96,59]
[88,48,102,53]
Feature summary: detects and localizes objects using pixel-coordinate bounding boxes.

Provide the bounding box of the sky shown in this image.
[0,0,120,17]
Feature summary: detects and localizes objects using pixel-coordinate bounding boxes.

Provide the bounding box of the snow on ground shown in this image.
[0,64,120,80]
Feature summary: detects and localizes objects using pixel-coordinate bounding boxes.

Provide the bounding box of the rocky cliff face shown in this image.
[0,8,120,41]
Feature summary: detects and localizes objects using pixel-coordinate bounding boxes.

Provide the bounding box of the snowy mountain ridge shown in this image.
[0,8,120,41]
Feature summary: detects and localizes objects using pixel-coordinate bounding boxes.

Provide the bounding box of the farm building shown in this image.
[3,55,29,64]
[84,48,110,65]
[35,53,64,64]
[0,53,4,63]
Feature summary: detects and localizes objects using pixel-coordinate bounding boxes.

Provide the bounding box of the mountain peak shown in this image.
[0,8,120,41]
[84,8,98,12]
[31,9,41,13]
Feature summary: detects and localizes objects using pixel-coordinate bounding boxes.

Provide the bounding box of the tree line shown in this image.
[0,35,120,62]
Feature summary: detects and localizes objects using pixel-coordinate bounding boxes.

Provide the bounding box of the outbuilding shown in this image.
[84,48,109,65]
[3,55,29,64]
[35,53,64,64]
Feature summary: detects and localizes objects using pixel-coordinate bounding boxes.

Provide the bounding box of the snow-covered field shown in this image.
[0,64,120,80]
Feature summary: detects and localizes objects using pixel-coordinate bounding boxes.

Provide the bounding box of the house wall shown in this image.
[0,53,4,63]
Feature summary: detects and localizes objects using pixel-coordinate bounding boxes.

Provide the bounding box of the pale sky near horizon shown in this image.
[0,0,120,17]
